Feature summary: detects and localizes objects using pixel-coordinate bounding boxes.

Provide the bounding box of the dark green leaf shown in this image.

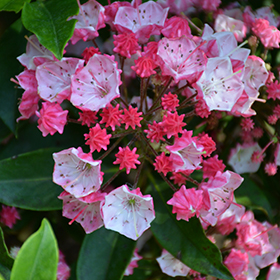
[0,148,62,210]
[10,219,58,280]
[0,227,13,269]
[21,0,79,60]
[0,0,30,13]
[0,19,26,133]
[77,227,136,280]
[235,174,273,218]
[0,263,10,280]
[150,180,233,280]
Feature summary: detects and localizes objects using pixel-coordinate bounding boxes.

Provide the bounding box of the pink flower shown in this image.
[0,205,20,229]
[78,110,98,127]
[153,153,173,176]
[36,58,84,104]
[69,0,105,44]
[167,186,203,221]
[114,2,169,44]
[17,34,54,70]
[161,111,186,139]
[124,249,142,276]
[156,249,190,277]
[202,155,226,179]
[228,142,262,174]
[196,57,244,112]
[166,130,204,172]
[195,133,216,157]
[113,32,140,58]
[100,104,123,131]
[144,121,165,143]
[82,47,101,64]
[131,56,157,78]
[36,102,68,137]
[214,14,246,42]
[224,249,249,279]
[199,170,243,226]
[161,16,192,38]
[252,18,280,49]
[53,147,103,198]
[161,92,179,111]
[70,54,121,112]
[157,36,207,84]
[266,80,280,100]
[265,163,278,176]
[240,118,254,131]
[113,146,140,174]
[57,251,71,280]
[101,185,155,240]
[84,124,111,153]
[267,263,280,280]
[58,191,105,234]
[121,105,142,130]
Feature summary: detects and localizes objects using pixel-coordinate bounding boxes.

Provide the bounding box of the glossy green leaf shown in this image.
[0,148,62,210]
[0,228,13,269]
[150,181,233,280]
[10,219,58,280]
[21,0,79,60]
[0,0,30,12]
[0,264,10,280]
[0,19,26,133]
[77,227,136,280]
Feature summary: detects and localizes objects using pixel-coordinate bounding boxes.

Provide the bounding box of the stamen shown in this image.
[24,35,46,55]
[43,66,68,84]
[69,205,88,225]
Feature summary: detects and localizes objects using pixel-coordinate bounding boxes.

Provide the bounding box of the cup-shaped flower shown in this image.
[101,185,155,240]
[70,54,121,112]
[53,147,103,198]
[58,190,105,234]
[156,249,190,277]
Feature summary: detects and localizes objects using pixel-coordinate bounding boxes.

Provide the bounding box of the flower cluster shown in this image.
[13,0,280,279]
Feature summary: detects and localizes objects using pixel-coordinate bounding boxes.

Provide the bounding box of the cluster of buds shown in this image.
[13,0,280,278]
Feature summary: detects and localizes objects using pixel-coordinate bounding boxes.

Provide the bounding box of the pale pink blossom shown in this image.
[199,170,243,226]
[69,0,105,44]
[17,35,55,70]
[156,249,190,277]
[36,58,84,103]
[166,130,204,172]
[195,57,244,112]
[101,185,155,240]
[157,36,207,84]
[53,147,103,198]
[228,142,262,174]
[215,14,247,42]
[161,16,192,38]
[70,54,121,112]
[114,1,169,44]
[58,190,105,234]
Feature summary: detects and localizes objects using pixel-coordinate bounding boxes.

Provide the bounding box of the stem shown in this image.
[179,172,199,186]
[92,39,99,49]
[143,106,162,117]
[133,159,145,188]
[140,133,158,157]
[98,136,124,161]
[111,129,135,139]
[139,77,145,112]
[118,96,129,108]
[101,169,122,190]
[120,56,128,103]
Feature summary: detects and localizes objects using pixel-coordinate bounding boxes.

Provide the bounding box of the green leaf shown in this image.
[21,0,79,60]
[0,227,13,270]
[77,227,136,280]
[235,174,273,218]
[10,219,58,280]
[0,263,10,280]
[0,0,30,12]
[150,181,233,280]
[0,148,62,210]
[0,19,27,133]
